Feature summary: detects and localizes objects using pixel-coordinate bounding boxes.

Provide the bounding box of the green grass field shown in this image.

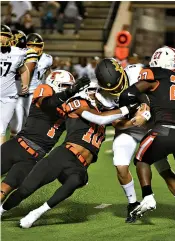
[1,129,175,241]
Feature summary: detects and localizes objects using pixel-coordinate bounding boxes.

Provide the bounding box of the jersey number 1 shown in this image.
[170,75,175,100]
[170,85,175,100]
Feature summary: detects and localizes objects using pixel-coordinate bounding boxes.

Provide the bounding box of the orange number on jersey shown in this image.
[39,87,44,97]
[82,123,105,149]
[67,100,81,111]
[170,85,175,100]
[47,122,60,138]
[138,71,148,80]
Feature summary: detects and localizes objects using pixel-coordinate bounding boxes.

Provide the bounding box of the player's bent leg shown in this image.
[9,97,25,136]
[113,134,139,222]
[1,139,17,175]
[154,158,175,196]
[20,173,87,228]
[1,147,64,215]
[1,162,36,202]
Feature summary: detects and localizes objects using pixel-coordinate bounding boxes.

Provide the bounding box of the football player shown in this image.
[0,25,29,145]
[1,70,90,202]
[124,46,175,217]
[10,33,53,135]
[0,81,139,228]
[9,30,38,137]
[95,57,175,222]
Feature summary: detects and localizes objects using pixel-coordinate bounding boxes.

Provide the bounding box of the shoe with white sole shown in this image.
[130,194,156,218]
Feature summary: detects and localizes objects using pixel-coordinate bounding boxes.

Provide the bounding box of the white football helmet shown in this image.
[46,70,75,93]
[74,80,100,107]
[149,46,175,70]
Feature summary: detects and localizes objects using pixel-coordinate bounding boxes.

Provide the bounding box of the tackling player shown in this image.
[0,81,139,228]
[1,70,90,202]
[95,57,175,222]
[0,25,29,144]
[125,46,175,217]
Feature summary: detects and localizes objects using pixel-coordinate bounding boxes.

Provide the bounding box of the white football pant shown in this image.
[0,99,17,136]
[9,94,33,134]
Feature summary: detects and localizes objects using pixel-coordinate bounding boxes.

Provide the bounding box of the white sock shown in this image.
[0,205,7,215]
[35,202,51,215]
[121,179,137,204]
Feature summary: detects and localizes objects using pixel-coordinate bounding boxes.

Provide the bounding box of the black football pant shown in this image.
[135,125,175,165]
[3,146,88,210]
[1,138,44,189]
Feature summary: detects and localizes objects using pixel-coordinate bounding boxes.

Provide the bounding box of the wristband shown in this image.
[120,106,129,116]
[141,111,151,121]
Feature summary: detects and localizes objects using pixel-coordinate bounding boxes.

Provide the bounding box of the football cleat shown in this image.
[20,210,43,228]
[125,201,140,223]
[130,194,156,218]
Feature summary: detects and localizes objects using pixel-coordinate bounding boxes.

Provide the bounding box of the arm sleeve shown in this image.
[81,110,125,125]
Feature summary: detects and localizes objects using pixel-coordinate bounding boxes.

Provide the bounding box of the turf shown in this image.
[1,128,175,241]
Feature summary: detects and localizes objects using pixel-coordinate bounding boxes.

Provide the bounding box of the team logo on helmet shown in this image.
[111,59,124,74]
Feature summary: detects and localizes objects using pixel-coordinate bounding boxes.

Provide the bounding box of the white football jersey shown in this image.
[28,53,53,93]
[95,64,143,108]
[0,46,26,100]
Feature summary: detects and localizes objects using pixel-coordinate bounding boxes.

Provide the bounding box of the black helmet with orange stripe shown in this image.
[26,33,44,56]
[0,24,12,47]
[11,30,27,48]
[95,58,128,96]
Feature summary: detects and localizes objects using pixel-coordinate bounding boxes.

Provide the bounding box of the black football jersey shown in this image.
[139,67,175,125]
[62,97,106,162]
[19,84,66,152]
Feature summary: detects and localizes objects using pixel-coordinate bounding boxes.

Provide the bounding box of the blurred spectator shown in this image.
[51,57,61,71]
[51,57,73,72]
[41,1,60,34]
[57,1,86,35]
[5,1,32,29]
[73,57,88,78]
[20,13,35,35]
[142,56,151,67]
[64,58,73,72]
[128,54,141,65]
[86,57,100,81]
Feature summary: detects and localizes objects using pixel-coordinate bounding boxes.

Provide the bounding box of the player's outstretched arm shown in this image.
[76,106,135,125]
[39,76,90,110]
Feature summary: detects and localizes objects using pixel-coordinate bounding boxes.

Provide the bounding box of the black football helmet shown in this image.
[0,24,12,47]
[11,30,27,48]
[95,58,128,96]
[26,33,44,56]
